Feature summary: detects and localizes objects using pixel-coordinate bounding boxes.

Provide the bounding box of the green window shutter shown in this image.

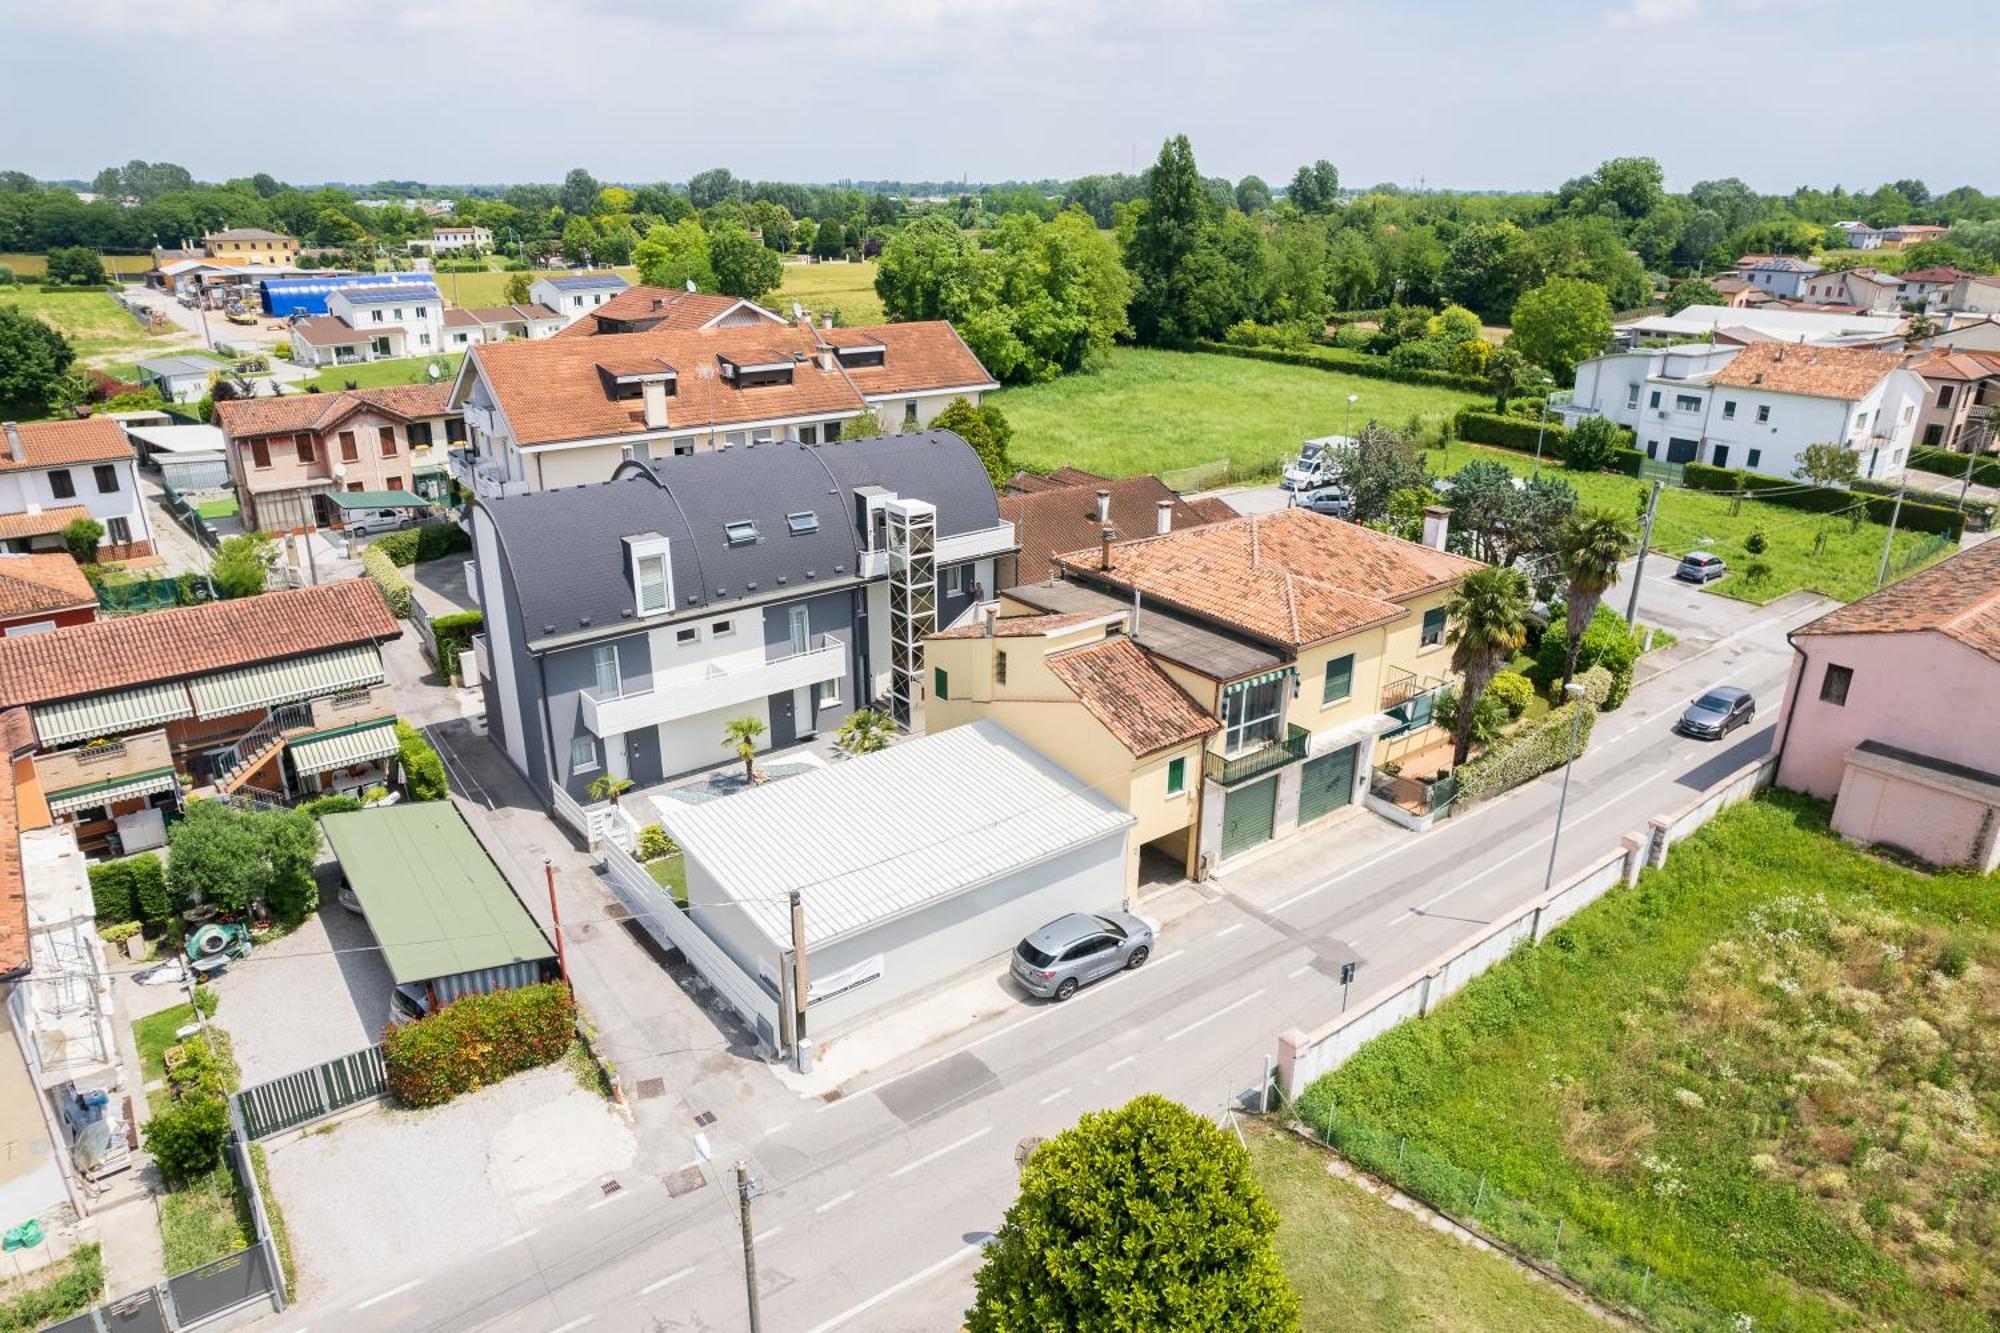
[933,666,948,701]
[1322,654,1354,704]
[1421,608,1447,645]
[1166,756,1186,795]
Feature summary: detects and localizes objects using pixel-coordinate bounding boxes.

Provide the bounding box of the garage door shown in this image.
[1298,745,1357,826]
[1220,777,1278,860]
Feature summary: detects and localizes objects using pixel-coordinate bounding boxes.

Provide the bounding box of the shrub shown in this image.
[1436,687,1507,749]
[0,263,13,286]
[1535,604,1643,708]
[1193,339,1490,394]
[637,822,677,860]
[145,1093,230,1187]
[382,982,576,1108]
[62,517,103,563]
[415,518,471,562]
[165,1032,232,1103]
[395,722,448,800]
[371,527,420,565]
[296,792,363,819]
[1910,444,2000,488]
[430,608,484,679]
[1683,460,1963,537]
[1744,528,1768,555]
[1563,416,1623,473]
[1455,667,1612,803]
[1486,670,1535,719]
[361,542,411,617]
[1453,408,1640,475]
[88,853,170,931]
[190,985,219,1019]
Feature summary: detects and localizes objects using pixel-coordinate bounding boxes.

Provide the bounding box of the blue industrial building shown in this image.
[258,272,434,318]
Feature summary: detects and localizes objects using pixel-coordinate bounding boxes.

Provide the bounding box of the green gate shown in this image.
[235,1043,388,1140]
[1297,745,1357,825]
[1220,776,1278,860]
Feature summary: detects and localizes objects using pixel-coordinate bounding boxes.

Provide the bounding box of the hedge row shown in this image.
[431,609,484,681]
[1909,444,2000,487]
[395,722,448,800]
[1193,340,1491,395]
[1682,461,1963,537]
[1454,410,1645,477]
[361,543,411,617]
[383,982,575,1108]
[374,519,471,568]
[1455,667,1613,804]
[88,853,172,932]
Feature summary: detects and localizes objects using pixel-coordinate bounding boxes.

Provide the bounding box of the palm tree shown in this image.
[1555,508,1635,688]
[835,708,895,757]
[586,774,634,806]
[1446,566,1532,765]
[722,716,767,784]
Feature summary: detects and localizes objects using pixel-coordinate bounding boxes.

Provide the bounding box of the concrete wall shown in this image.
[1832,762,2000,871]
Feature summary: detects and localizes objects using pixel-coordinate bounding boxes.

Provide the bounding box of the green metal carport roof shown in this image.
[318,805,554,987]
[324,490,428,510]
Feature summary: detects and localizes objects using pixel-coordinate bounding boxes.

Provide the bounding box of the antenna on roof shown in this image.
[685,279,696,293]
[426,361,443,382]
[792,302,805,321]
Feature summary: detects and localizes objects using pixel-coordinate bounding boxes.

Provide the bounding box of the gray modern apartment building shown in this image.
[469,430,1016,802]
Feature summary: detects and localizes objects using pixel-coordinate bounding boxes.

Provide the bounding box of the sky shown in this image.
[4,0,1997,193]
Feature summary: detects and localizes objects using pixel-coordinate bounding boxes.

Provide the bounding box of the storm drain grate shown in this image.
[820,1089,844,1105]
[636,1078,666,1101]
[692,1110,716,1127]
[665,1167,707,1198]
[600,1177,622,1197]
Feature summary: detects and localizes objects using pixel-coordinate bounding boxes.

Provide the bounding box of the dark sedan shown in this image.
[1679,686,1754,739]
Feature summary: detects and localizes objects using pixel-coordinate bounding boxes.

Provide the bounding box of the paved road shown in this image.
[253,580,1824,1333]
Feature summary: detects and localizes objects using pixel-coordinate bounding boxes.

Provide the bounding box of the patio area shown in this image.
[1370,736,1458,815]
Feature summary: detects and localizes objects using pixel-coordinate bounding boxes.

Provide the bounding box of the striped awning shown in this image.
[189,645,384,719]
[289,721,399,777]
[34,682,194,747]
[1223,667,1297,695]
[46,767,179,817]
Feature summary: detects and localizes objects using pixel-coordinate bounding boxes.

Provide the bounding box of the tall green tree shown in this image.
[874,214,983,323]
[557,168,601,217]
[560,216,600,264]
[1287,159,1341,214]
[209,532,275,599]
[44,246,106,286]
[1555,509,1635,687]
[1127,135,1235,346]
[708,221,783,300]
[1446,566,1532,765]
[929,397,1012,486]
[966,1095,1300,1333]
[959,211,1132,383]
[632,220,716,291]
[0,304,75,414]
[1441,221,1535,322]
[1794,441,1860,488]
[1664,278,1722,315]
[1234,175,1272,214]
[1508,277,1613,383]
[688,167,739,210]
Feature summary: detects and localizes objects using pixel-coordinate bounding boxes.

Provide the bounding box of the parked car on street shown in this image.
[1282,435,1353,491]
[1676,551,1728,583]
[1678,685,1754,739]
[1293,485,1354,519]
[1011,911,1153,1000]
[345,508,421,538]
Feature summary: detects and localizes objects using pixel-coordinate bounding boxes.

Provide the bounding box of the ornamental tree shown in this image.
[1508,277,1614,383]
[708,221,783,300]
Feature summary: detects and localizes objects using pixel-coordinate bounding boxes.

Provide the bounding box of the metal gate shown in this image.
[1297,745,1357,825]
[1220,776,1278,860]
[236,1044,387,1140]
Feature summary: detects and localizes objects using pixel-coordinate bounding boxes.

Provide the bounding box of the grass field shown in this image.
[1428,440,1954,606]
[771,259,882,324]
[994,347,1482,483]
[133,1002,201,1084]
[0,284,196,376]
[306,352,463,392]
[1,252,153,279]
[1249,1124,1603,1332]
[1299,794,2000,1331]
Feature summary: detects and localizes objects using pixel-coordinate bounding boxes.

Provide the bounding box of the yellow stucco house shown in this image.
[925,505,1483,880]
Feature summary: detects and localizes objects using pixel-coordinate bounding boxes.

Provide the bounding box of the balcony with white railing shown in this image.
[857,521,1016,579]
[580,633,848,736]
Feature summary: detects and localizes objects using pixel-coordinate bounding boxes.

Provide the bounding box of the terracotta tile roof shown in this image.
[0,555,94,620]
[828,322,996,396]
[0,506,93,541]
[556,286,767,336]
[1794,540,2000,664]
[1181,496,1241,525]
[1054,508,1484,650]
[1047,635,1219,757]
[1001,475,1240,582]
[214,383,455,438]
[929,612,1100,641]
[0,709,26,978]
[0,417,132,473]
[290,315,377,346]
[1911,351,2000,382]
[1901,266,1977,284]
[0,579,399,707]
[1709,342,1906,400]
[1007,468,1110,494]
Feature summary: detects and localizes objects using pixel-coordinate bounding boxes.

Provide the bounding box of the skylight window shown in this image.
[787,511,819,535]
[724,520,760,546]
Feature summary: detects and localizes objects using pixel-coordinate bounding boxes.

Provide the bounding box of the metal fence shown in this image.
[234,1044,388,1140]
[95,573,211,615]
[1158,457,1230,494]
[158,481,222,551]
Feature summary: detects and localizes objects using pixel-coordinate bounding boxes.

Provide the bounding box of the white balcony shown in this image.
[580,634,848,736]
[857,521,1016,579]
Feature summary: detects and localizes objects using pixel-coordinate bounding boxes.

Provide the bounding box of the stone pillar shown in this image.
[1621,832,1648,885]
[1276,1029,1307,1100]
[1647,814,1673,868]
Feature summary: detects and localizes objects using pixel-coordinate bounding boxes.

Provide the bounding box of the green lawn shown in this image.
[1298,794,2000,1331]
[0,284,197,378]
[1249,1125,1603,1333]
[1429,440,1955,605]
[647,854,688,908]
[993,347,1482,486]
[772,259,882,324]
[1,252,153,279]
[132,1003,202,1084]
[306,351,463,392]
[194,495,238,520]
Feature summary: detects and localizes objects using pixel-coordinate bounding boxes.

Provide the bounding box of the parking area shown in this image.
[409,554,476,618]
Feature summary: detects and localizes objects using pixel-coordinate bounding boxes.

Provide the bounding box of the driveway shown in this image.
[409,555,476,619]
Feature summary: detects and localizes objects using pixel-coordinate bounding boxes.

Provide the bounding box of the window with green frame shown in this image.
[1321,653,1354,705]
[933,666,949,700]
[1420,607,1447,648]
[1166,755,1186,794]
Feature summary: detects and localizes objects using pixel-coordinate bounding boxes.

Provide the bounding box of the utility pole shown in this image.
[1542,682,1589,896]
[789,890,809,1056]
[544,857,568,985]
[1624,480,1664,625]
[1874,487,1905,589]
[735,1161,763,1333]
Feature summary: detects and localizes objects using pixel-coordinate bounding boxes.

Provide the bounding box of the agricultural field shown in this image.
[994,347,1481,484]
[0,251,153,279]
[0,283,199,377]
[1299,795,2000,1331]
[1248,1124,1603,1332]
[1428,440,1955,605]
[306,352,463,392]
[771,258,882,324]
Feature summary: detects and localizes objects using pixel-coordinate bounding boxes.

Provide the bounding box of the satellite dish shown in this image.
[426,361,443,382]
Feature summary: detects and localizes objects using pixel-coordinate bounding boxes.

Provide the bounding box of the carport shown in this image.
[316,489,431,530]
[318,805,557,1017]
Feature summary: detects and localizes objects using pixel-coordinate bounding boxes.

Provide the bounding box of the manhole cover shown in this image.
[636,1078,666,1101]
[600,1177,622,1197]
[665,1167,706,1198]
[820,1089,844,1105]
[692,1110,716,1127]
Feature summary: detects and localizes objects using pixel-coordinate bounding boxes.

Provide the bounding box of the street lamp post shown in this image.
[1541,681,1589,895]
[1531,376,1557,475]
[1344,393,1359,441]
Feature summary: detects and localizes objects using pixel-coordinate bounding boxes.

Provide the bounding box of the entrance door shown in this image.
[1666,437,1699,464]
[788,606,809,655]
[1297,745,1358,825]
[1220,776,1278,860]
[1711,444,1729,468]
[768,692,797,748]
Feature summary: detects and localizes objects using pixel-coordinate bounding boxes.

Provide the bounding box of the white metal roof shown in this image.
[123,424,226,455]
[657,720,1135,951]
[1622,305,1904,341]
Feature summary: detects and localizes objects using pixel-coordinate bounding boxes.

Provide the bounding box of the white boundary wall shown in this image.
[1278,754,1775,1097]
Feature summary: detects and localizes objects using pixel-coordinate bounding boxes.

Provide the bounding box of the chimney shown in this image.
[821,313,833,331]
[1099,524,1116,571]
[1156,499,1173,535]
[816,346,835,372]
[1095,489,1111,524]
[619,442,635,463]
[1130,586,1142,637]
[641,379,668,430]
[2,422,20,464]
[651,297,665,311]
[1422,505,1451,551]
[982,604,998,638]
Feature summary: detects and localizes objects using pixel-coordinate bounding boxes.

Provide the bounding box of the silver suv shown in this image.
[1011,911,1153,1001]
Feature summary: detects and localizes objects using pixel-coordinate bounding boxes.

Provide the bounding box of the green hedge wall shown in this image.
[87,853,171,931]
[1682,462,1964,537]
[361,544,411,617]
[383,982,575,1108]
[395,722,448,800]
[373,519,472,569]
[1455,668,1614,804]
[1193,340,1491,395]
[430,609,484,681]
[1909,444,2000,487]
[1453,410,1645,477]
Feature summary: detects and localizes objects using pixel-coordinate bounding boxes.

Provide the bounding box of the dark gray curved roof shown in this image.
[482,430,1001,648]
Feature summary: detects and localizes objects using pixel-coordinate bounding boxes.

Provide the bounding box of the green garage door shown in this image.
[1298,744,1358,826]
[1220,776,1278,860]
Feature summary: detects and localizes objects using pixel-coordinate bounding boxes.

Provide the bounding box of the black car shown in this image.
[1679,686,1754,739]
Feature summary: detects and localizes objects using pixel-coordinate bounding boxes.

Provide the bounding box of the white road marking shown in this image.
[1104,1054,1137,1072]
[497,1230,538,1249]
[1037,1085,1071,1105]
[353,1279,424,1310]
[1164,988,1269,1042]
[639,1268,694,1296]
[547,1317,594,1333]
[586,1190,630,1211]
[800,1241,989,1333]
[1215,922,1245,938]
[815,1189,857,1214]
[764,1120,792,1136]
[754,1225,785,1243]
[888,1126,993,1179]
[1286,964,1314,980]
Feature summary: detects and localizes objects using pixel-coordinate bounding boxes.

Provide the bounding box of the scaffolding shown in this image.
[885,499,938,727]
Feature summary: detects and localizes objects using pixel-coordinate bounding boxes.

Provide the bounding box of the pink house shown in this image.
[1773,540,2000,870]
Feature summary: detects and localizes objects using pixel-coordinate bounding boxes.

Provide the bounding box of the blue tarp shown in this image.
[258,272,430,318]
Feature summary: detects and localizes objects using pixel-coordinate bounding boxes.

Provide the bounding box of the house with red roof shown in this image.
[0,419,154,562]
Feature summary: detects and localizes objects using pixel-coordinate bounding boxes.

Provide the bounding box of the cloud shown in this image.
[1605,0,1702,25]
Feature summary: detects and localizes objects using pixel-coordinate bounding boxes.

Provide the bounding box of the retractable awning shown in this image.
[323,490,427,510]
[45,767,179,817]
[34,682,193,747]
[289,721,399,777]
[189,645,383,718]
[1223,667,1297,695]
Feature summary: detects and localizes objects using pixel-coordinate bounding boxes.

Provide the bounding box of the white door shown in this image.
[606,732,630,782]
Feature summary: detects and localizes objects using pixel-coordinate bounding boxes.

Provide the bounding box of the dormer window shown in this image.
[623,532,673,616]
[786,511,819,535]
[835,344,886,369]
[725,520,760,546]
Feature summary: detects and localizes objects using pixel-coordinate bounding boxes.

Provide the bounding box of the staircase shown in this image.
[211,703,313,794]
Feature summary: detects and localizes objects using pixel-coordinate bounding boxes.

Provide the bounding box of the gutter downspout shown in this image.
[1772,631,1809,789]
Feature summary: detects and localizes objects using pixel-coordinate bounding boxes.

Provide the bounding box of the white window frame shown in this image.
[591,644,619,699]
[1625,383,1640,409]
[570,735,599,775]
[676,627,699,647]
[711,619,735,639]
[944,564,967,596]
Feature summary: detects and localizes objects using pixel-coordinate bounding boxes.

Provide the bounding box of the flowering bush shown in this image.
[383,982,575,1109]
